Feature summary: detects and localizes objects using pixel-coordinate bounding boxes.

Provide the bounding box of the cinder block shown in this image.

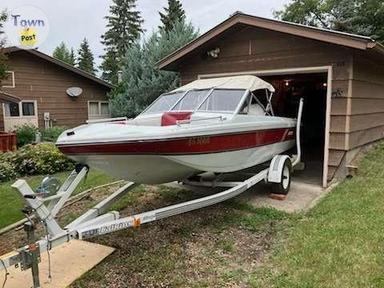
[269,193,287,201]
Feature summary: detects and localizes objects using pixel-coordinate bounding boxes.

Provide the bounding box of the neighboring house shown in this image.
[158,12,384,187]
[0,47,113,132]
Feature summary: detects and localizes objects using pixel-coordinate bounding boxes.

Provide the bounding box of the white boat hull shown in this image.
[67,140,295,184]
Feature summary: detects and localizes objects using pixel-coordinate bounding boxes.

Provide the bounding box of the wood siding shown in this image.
[0,50,109,130]
[177,26,353,182]
[348,53,384,149]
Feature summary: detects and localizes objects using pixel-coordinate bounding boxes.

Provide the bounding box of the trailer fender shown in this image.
[268,155,291,184]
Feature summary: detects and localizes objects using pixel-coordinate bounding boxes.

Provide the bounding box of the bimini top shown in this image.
[172,75,275,93]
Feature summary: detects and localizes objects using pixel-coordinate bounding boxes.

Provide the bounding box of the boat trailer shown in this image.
[0,100,303,288]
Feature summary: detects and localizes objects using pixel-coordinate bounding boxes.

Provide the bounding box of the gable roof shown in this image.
[158,12,384,71]
[3,47,114,89]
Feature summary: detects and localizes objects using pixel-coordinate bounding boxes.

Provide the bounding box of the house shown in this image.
[158,12,384,187]
[0,47,113,132]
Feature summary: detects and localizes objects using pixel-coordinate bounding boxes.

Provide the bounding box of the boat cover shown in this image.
[172,75,275,92]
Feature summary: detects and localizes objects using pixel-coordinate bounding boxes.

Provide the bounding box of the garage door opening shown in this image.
[261,73,328,186]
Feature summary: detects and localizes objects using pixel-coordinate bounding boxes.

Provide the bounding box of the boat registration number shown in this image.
[188,136,210,146]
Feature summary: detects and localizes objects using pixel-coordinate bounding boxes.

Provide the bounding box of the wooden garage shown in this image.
[158,12,384,187]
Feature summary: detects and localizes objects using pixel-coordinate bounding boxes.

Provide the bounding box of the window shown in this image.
[100,102,109,115]
[89,102,99,116]
[1,71,15,88]
[88,101,110,119]
[22,102,35,116]
[143,92,184,115]
[5,102,20,116]
[198,89,245,112]
[4,101,35,117]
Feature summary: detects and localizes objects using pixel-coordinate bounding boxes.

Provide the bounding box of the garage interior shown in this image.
[260,73,328,186]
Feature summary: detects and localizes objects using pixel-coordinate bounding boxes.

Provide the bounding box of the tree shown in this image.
[159,0,186,32]
[100,0,144,84]
[274,0,384,43]
[53,42,76,65]
[110,21,199,117]
[77,38,96,75]
[0,10,8,81]
[69,48,76,66]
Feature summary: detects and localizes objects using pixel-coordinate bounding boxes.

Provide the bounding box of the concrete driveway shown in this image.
[172,175,331,213]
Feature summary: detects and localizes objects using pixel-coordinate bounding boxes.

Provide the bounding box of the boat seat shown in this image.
[248,104,265,116]
[161,111,192,126]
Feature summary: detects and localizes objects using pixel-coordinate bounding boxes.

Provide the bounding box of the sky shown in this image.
[1,0,291,68]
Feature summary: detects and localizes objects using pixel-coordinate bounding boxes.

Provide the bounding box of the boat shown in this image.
[56,75,297,184]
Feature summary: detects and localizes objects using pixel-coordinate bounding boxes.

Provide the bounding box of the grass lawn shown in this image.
[0,169,115,229]
[252,142,384,287]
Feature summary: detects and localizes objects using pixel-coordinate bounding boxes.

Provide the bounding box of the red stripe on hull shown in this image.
[58,128,295,155]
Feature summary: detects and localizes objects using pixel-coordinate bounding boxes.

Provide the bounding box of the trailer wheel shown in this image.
[271,158,292,195]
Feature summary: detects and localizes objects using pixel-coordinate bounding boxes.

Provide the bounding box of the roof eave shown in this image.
[371,42,384,56]
[0,90,21,103]
[3,47,115,90]
[158,13,377,71]
[157,16,238,71]
[26,49,115,89]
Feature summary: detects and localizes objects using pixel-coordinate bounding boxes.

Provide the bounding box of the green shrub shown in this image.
[0,160,17,182]
[0,151,15,163]
[42,126,67,142]
[0,143,75,182]
[11,143,75,176]
[15,124,38,147]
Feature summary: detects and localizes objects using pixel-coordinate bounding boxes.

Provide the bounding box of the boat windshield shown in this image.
[198,89,245,112]
[172,89,246,113]
[172,90,209,111]
[143,88,246,115]
[143,92,184,114]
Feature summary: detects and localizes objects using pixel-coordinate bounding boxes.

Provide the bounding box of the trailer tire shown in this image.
[271,158,292,195]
